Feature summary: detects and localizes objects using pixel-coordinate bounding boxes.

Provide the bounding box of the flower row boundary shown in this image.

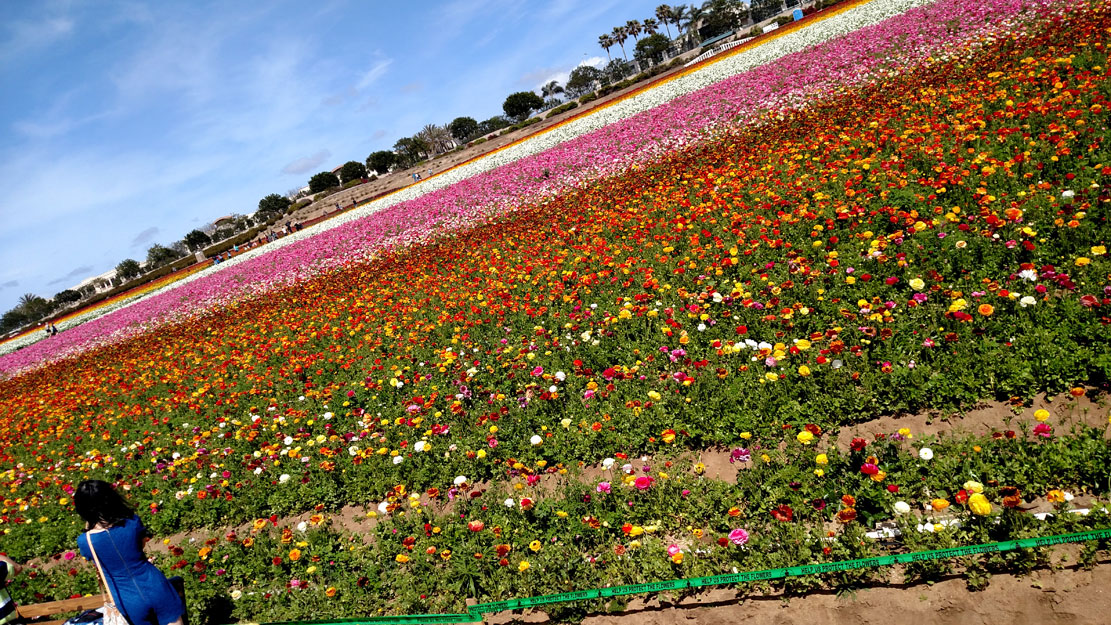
[254,526,1111,625]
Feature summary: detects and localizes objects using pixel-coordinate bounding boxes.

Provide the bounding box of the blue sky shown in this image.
[0,0,666,312]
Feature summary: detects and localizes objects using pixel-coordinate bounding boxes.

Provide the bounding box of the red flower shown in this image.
[850,437,867,452]
[771,504,794,522]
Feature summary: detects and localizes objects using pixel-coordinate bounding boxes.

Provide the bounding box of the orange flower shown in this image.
[325,587,337,597]
[288,548,302,561]
[978,304,994,316]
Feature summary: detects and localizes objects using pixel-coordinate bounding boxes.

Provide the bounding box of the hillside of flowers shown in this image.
[2,0,1110,622]
[0,0,1056,372]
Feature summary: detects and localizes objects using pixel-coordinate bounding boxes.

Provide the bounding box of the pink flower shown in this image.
[1033,423,1053,438]
[63,551,76,561]
[667,544,681,557]
[860,463,879,476]
[728,528,749,546]
[596,482,611,494]
[634,476,654,491]
[531,366,544,376]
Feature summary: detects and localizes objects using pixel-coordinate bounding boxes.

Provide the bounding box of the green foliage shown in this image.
[502,91,545,122]
[308,171,341,194]
[567,66,603,98]
[115,258,142,280]
[449,116,480,142]
[545,101,579,119]
[635,33,671,66]
[258,193,293,218]
[182,229,212,252]
[339,161,368,183]
[366,150,399,175]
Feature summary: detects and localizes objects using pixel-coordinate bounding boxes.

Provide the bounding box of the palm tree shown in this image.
[684,4,706,38]
[671,5,690,37]
[541,80,564,101]
[611,26,629,61]
[655,4,674,38]
[598,34,614,62]
[642,18,659,36]
[625,19,643,42]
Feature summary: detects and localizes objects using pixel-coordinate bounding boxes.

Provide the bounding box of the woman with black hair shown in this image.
[75,480,185,625]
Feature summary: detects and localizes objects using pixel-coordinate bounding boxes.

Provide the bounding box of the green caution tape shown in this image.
[260,527,1111,625]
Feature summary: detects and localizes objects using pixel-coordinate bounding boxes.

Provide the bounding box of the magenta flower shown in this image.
[728,528,750,546]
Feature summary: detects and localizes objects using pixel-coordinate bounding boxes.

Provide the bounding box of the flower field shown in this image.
[2,0,1111,622]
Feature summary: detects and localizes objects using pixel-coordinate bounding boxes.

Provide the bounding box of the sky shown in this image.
[0,0,667,312]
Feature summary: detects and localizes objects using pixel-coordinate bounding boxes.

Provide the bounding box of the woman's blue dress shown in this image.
[78,516,185,625]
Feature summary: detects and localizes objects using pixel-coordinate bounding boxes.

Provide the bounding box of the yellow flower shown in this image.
[1075,257,1091,267]
[670,552,684,564]
[556,510,568,518]
[870,470,887,482]
[691,528,703,538]
[518,560,530,572]
[740,432,752,440]
[1034,409,1050,422]
[930,498,950,511]
[694,462,705,475]
[909,278,925,291]
[814,469,824,477]
[1091,245,1106,256]
[795,339,811,350]
[796,431,814,444]
[968,493,992,516]
[815,453,828,465]
[529,540,542,552]
[765,372,779,381]
[1047,490,1065,503]
[288,549,302,561]
[629,525,644,537]
[897,427,912,438]
[395,554,410,563]
[963,480,984,494]
[306,566,317,574]
[647,391,662,401]
[797,365,811,377]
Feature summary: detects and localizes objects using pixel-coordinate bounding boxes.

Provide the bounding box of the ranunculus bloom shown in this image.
[467,520,484,532]
[860,463,879,476]
[918,447,933,461]
[728,528,749,546]
[931,498,950,511]
[634,476,654,490]
[968,493,992,516]
[796,430,814,444]
[771,504,793,522]
[1033,423,1053,438]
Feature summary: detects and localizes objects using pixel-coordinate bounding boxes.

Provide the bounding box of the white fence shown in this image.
[685,37,753,67]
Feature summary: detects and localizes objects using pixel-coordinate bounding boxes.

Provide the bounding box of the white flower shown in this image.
[554,371,566,381]
[893,501,911,515]
[560,418,572,429]
[283,436,293,446]
[601,457,615,469]
[414,441,427,452]
[279,474,290,484]
[549,385,558,393]
[530,435,543,445]
[230,590,242,600]
[1020,295,1036,307]
[1019,269,1038,282]
[348,446,359,456]
[831,359,843,369]
[377,501,389,515]
[322,412,333,419]
[391,455,404,465]
[296,521,307,532]
[1061,189,1075,204]
[504,498,515,508]
[453,475,468,486]
[918,448,934,461]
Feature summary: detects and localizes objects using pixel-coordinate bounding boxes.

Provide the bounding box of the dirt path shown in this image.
[572,558,1111,625]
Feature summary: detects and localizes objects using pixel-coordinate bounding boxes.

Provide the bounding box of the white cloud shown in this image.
[357,58,394,89]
